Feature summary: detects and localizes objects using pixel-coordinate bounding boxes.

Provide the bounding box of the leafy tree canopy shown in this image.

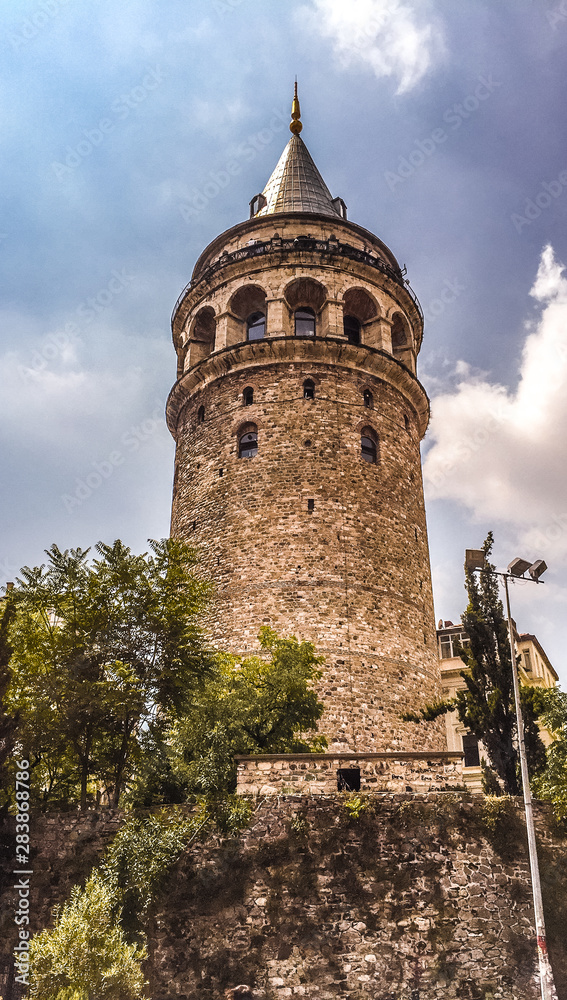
[128,626,327,804]
[403,532,546,794]
[29,871,147,1000]
[5,538,213,808]
[531,687,567,822]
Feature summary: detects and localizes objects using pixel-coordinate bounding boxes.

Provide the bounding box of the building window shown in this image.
[295,307,315,336]
[363,389,373,408]
[344,315,361,345]
[404,414,410,432]
[361,427,378,464]
[243,387,254,406]
[307,499,315,512]
[462,734,481,768]
[438,630,471,659]
[439,637,452,659]
[238,428,258,458]
[303,379,315,400]
[522,649,532,672]
[337,767,361,791]
[197,405,205,424]
[247,312,265,341]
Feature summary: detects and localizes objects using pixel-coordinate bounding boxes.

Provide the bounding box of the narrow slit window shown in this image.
[303,379,315,400]
[307,499,315,512]
[243,387,254,406]
[197,405,205,424]
[295,307,316,336]
[363,389,373,408]
[247,312,265,341]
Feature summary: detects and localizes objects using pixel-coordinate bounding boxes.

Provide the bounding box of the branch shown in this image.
[401,698,455,724]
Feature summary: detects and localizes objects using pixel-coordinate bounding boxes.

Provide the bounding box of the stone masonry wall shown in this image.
[168,209,442,755]
[235,752,464,796]
[1,797,566,1000]
[170,343,444,753]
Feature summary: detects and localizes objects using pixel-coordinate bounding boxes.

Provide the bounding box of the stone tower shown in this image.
[167,88,445,753]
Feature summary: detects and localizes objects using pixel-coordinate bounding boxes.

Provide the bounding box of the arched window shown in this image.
[391,313,409,353]
[344,315,361,345]
[197,405,205,424]
[247,312,265,341]
[238,426,258,458]
[363,389,373,409]
[243,387,254,406]
[303,379,315,400]
[295,307,316,336]
[361,427,378,464]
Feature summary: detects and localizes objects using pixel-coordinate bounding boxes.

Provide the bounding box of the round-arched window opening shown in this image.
[363,389,373,409]
[361,428,378,464]
[197,405,205,424]
[295,307,316,336]
[303,379,315,400]
[344,315,361,345]
[243,387,254,406]
[247,312,265,341]
[239,429,258,458]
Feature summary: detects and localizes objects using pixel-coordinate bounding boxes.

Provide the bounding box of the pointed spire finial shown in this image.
[290,79,302,135]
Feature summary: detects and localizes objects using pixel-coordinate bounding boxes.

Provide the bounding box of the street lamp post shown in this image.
[464,551,557,1000]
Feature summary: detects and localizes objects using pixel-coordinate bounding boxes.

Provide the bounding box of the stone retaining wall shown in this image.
[2,796,566,1000]
[235,751,464,796]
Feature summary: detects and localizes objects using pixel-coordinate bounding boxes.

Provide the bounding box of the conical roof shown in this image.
[254,133,342,219]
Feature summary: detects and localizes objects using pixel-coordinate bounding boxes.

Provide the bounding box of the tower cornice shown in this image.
[166,335,430,439]
[189,213,401,287]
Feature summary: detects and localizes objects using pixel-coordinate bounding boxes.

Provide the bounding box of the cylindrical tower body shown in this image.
[167,125,445,752]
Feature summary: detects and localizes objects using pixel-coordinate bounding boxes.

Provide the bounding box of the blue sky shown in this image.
[2,0,567,682]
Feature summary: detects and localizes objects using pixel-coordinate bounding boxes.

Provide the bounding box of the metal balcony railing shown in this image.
[171,235,423,325]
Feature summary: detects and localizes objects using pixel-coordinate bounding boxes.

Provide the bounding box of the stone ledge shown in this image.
[235,751,465,796]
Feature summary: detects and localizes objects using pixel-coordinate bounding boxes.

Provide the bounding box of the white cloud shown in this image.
[297,0,445,94]
[423,245,567,555]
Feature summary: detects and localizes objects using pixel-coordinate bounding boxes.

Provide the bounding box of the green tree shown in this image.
[129,626,327,803]
[531,687,567,822]
[403,533,546,795]
[29,872,147,1000]
[5,538,213,808]
[0,599,19,811]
